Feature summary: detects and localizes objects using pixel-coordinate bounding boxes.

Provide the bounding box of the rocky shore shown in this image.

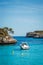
[0,36,17,45]
[0,27,17,45]
[26,31,43,38]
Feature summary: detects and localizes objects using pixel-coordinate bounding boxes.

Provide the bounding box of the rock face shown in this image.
[26,31,43,38]
[0,36,17,45]
[0,27,17,45]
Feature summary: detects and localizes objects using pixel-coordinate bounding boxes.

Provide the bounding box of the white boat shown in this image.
[20,42,30,50]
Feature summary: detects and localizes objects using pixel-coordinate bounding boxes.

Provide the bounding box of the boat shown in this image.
[20,42,30,50]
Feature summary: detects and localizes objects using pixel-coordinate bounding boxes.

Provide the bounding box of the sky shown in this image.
[0,0,43,36]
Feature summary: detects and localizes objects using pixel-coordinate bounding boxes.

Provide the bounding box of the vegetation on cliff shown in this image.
[0,27,17,44]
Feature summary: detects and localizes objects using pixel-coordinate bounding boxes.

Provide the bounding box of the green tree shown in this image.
[3,27,14,35]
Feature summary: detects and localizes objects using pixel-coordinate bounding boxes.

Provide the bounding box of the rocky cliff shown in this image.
[0,27,17,44]
[26,31,43,38]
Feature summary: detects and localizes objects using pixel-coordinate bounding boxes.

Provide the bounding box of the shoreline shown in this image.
[0,42,17,45]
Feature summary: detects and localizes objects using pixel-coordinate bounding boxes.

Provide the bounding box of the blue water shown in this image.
[0,36,43,65]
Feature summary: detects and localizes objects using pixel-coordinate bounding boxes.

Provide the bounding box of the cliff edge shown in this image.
[26,31,43,38]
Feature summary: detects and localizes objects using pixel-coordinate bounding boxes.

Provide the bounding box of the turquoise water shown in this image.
[0,36,43,65]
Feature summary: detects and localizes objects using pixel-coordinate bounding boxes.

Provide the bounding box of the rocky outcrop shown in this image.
[0,27,17,45]
[0,36,17,45]
[0,28,8,37]
[26,31,43,38]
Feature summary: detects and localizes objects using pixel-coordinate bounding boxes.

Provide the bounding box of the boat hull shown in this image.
[20,45,29,50]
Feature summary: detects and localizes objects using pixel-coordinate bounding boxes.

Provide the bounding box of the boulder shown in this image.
[0,36,17,45]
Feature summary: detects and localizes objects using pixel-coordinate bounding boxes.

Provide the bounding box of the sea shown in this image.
[0,36,43,65]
